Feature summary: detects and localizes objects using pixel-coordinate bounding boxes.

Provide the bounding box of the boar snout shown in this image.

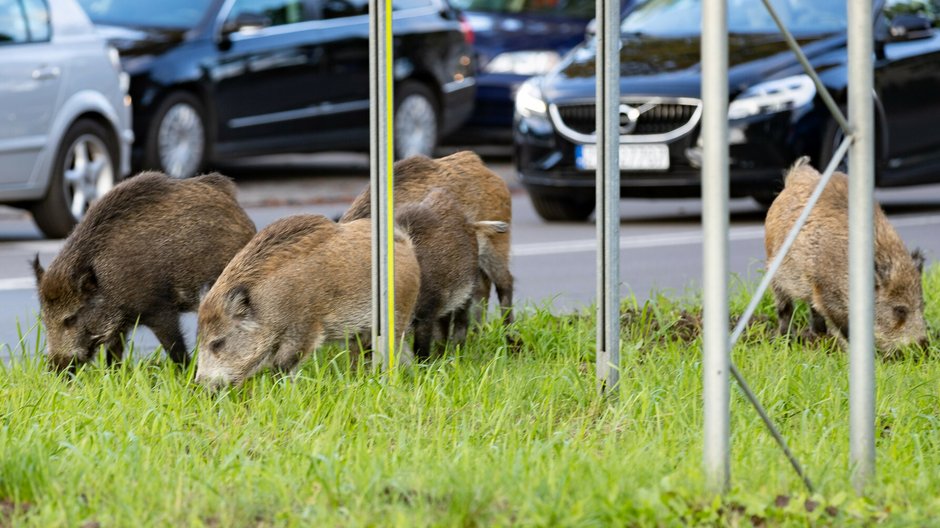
[194,368,233,391]
[46,351,80,373]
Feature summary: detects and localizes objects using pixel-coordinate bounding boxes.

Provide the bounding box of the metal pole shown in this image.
[701,0,730,493]
[595,0,621,395]
[847,0,875,494]
[369,0,395,371]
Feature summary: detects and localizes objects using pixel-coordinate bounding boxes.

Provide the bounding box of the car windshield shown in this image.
[76,0,214,29]
[621,0,847,36]
[450,0,595,17]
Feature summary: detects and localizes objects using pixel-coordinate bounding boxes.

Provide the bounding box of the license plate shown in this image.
[575,144,670,171]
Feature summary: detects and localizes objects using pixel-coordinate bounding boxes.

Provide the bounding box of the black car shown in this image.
[77,0,476,178]
[514,0,940,221]
[451,0,601,143]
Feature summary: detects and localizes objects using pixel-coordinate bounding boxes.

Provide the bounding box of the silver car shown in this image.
[0,0,132,238]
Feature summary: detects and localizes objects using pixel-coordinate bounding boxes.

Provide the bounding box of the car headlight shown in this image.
[727,74,816,120]
[515,77,547,118]
[485,51,561,76]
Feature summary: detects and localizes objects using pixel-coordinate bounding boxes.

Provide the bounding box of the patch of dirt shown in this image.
[0,499,31,527]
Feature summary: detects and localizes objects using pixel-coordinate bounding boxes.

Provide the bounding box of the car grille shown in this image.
[550,98,702,143]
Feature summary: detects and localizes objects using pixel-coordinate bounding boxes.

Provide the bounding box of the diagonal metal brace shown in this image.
[759,0,851,134]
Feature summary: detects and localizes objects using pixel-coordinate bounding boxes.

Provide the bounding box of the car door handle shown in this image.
[32,65,61,80]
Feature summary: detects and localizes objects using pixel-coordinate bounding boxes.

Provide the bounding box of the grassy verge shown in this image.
[1,270,940,526]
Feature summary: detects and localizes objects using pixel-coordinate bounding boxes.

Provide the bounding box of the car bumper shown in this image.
[514,106,827,198]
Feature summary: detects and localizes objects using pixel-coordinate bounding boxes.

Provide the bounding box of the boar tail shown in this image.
[783,156,819,187]
[474,221,509,236]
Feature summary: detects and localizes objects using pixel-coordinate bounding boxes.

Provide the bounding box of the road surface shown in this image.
[3,153,940,358]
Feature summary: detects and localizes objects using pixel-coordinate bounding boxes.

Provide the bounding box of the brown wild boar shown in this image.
[764,157,927,353]
[33,172,256,371]
[340,151,513,325]
[195,215,420,389]
[394,188,509,359]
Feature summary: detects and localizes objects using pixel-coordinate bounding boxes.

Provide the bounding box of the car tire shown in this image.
[143,91,208,179]
[30,119,119,239]
[395,81,439,159]
[529,191,595,222]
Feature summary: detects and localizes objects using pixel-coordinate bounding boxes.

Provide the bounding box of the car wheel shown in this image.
[395,81,438,159]
[144,91,207,178]
[30,119,118,238]
[529,191,595,222]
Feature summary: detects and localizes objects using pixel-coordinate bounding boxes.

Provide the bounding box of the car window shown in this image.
[22,0,50,42]
[319,0,368,19]
[314,0,432,20]
[393,0,433,9]
[449,0,595,17]
[621,0,846,36]
[78,0,214,29]
[227,0,314,27]
[883,0,940,26]
[0,0,29,44]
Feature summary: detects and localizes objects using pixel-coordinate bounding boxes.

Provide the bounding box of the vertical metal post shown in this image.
[369,0,395,371]
[595,0,621,395]
[847,0,875,494]
[701,0,730,493]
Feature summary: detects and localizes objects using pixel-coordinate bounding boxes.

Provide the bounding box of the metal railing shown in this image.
[698,0,875,494]
[369,0,877,497]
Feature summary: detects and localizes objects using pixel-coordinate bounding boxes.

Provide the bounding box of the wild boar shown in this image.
[195,215,421,389]
[33,172,256,371]
[764,157,927,353]
[340,151,514,325]
[394,188,509,359]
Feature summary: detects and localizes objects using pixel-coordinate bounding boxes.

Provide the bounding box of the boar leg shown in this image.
[469,273,492,325]
[480,261,514,325]
[773,290,794,335]
[147,313,189,365]
[808,308,828,336]
[412,318,435,360]
[448,302,471,344]
[104,335,125,366]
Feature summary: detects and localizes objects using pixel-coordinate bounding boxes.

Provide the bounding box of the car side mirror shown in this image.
[887,13,933,41]
[221,12,272,37]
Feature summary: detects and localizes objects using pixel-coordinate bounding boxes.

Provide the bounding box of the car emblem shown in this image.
[618,103,641,134]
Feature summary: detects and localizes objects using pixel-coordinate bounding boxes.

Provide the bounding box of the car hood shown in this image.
[464,11,590,64]
[95,24,188,58]
[545,32,845,101]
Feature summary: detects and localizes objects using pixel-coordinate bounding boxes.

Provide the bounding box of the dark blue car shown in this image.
[77,0,476,179]
[451,0,610,143]
[513,0,940,221]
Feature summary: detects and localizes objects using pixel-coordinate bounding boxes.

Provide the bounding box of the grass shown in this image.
[1,271,940,526]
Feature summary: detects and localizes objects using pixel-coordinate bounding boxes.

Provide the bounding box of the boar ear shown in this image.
[199,282,214,304]
[78,267,98,296]
[31,254,44,284]
[874,261,891,290]
[912,248,926,273]
[225,285,253,320]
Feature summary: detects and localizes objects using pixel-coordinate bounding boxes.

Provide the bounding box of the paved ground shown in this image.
[3,151,940,358]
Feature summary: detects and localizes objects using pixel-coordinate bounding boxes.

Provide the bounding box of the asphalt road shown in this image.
[4,152,940,358]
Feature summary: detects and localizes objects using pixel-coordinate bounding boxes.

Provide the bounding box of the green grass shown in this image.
[2,271,940,526]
